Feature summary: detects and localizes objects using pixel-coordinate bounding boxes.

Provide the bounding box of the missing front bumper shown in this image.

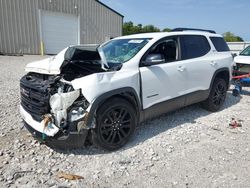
[20,105,89,149]
[23,122,89,149]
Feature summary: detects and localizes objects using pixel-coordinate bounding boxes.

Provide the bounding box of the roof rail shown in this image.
[171,28,216,34]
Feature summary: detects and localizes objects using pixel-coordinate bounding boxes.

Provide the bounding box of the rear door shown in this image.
[139,36,187,109]
[209,36,233,77]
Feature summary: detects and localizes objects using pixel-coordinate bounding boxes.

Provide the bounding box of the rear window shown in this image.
[180,35,211,60]
[210,37,230,52]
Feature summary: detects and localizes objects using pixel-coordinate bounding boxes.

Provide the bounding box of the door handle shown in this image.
[210,61,217,67]
[177,66,185,72]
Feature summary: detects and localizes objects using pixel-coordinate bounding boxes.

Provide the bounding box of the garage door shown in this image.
[41,11,79,54]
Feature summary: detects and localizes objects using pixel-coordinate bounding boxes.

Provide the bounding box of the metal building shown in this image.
[0,0,123,55]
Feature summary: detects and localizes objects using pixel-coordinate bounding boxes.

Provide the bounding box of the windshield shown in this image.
[240,46,250,56]
[102,38,151,64]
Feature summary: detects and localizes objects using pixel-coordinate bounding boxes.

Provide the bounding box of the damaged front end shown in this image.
[19,44,124,149]
[20,72,92,149]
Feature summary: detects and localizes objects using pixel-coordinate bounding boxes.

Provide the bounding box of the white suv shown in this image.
[20,28,233,150]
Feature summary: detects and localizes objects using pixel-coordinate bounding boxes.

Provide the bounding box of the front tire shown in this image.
[202,78,227,112]
[91,98,137,151]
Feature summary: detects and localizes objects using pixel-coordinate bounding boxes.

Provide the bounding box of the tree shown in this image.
[162,28,171,32]
[142,25,160,33]
[223,32,244,42]
[122,21,137,35]
[123,21,161,35]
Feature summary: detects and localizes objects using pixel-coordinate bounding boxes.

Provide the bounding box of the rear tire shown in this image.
[202,78,227,112]
[91,97,137,151]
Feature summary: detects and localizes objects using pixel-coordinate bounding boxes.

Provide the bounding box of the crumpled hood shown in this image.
[25,45,108,75]
[25,48,68,75]
[234,55,250,65]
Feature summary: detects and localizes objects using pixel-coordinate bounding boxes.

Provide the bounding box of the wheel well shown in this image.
[98,92,140,117]
[214,70,230,88]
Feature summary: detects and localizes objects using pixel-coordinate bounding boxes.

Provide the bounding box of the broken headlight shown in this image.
[69,97,90,122]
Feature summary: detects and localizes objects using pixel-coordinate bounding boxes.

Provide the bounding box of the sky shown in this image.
[101,0,250,41]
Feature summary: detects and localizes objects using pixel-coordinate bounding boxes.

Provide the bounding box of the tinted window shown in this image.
[180,35,211,60]
[210,37,230,52]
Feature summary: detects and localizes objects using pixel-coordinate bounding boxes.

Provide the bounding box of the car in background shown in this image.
[234,45,250,75]
[234,45,250,65]
[232,45,250,96]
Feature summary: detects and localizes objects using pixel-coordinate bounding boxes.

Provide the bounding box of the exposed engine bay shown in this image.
[61,60,104,81]
[60,46,105,81]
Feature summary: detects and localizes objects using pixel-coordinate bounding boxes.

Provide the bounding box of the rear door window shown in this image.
[180,35,211,60]
[210,37,230,52]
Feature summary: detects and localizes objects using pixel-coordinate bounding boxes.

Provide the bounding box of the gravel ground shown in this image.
[0,55,250,188]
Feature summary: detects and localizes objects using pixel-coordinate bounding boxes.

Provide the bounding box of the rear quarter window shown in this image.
[210,37,230,52]
[180,35,211,60]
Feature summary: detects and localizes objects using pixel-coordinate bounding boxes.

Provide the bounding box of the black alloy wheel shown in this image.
[212,80,227,107]
[100,107,132,144]
[202,78,227,112]
[92,98,137,151]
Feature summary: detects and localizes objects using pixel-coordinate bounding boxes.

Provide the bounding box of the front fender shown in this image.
[71,70,140,103]
[85,87,141,129]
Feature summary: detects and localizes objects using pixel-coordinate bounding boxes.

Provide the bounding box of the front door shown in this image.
[139,37,187,110]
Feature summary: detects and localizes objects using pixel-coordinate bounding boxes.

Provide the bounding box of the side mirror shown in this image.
[143,54,165,66]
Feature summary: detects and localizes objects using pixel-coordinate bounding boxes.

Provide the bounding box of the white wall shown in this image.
[227,42,250,54]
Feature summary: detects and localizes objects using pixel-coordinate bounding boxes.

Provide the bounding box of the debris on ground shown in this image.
[229,118,243,129]
[56,171,84,180]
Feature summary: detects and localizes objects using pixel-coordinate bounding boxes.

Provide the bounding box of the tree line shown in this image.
[123,21,244,42]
